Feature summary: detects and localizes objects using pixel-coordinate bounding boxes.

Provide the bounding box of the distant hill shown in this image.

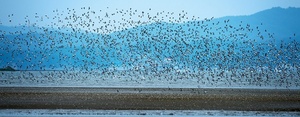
[219,7,300,39]
[0,7,299,71]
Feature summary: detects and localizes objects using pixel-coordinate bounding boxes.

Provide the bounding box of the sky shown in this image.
[0,0,300,32]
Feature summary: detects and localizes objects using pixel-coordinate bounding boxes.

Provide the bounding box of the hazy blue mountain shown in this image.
[0,7,299,71]
[221,7,300,39]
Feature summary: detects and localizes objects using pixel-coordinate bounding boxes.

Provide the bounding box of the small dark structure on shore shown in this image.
[0,66,16,71]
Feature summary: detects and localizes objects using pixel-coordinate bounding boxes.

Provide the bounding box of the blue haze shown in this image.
[0,7,299,71]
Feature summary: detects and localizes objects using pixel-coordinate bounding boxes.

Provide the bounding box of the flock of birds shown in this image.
[0,7,299,88]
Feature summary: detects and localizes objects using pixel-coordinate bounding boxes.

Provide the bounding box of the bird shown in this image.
[0,6,298,89]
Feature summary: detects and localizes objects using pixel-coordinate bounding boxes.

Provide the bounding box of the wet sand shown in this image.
[0,87,299,111]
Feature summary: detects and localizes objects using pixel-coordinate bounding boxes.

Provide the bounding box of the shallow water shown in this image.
[1,70,299,89]
[1,109,299,117]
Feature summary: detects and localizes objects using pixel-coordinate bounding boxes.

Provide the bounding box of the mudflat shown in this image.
[0,87,299,111]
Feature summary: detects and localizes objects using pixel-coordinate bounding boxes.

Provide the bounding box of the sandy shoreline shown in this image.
[0,87,300,111]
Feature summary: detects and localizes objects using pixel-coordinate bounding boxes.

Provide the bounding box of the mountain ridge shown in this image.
[0,7,299,36]
[0,7,299,70]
